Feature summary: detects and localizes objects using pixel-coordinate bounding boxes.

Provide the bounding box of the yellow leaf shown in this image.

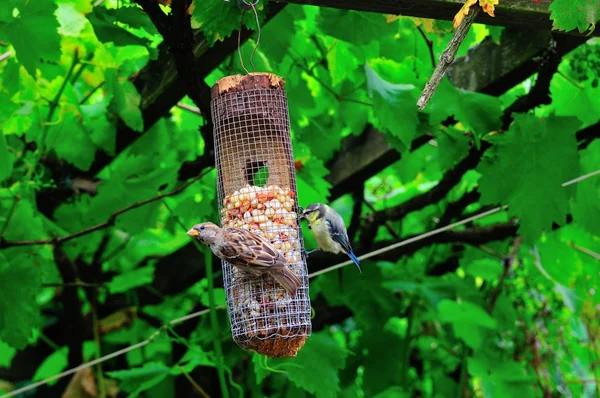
[411,17,437,33]
[453,0,499,29]
[453,0,477,29]
[479,0,499,17]
[385,14,403,23]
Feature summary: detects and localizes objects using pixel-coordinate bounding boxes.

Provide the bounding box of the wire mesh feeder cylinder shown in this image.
[211,73,312,357]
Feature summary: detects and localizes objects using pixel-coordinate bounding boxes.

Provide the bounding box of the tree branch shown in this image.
[53,245,85,369]
[0,169,212,248]
[417,5,480,109]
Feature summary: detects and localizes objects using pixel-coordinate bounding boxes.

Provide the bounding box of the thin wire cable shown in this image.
[236,0,261,74]
[248,1,261,72]
[562,169,600,187]
[2,169,597,397]
[309,206,508,278]
[237,9,249,74]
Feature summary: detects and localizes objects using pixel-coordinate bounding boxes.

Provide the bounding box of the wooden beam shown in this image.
[271,0,597,36]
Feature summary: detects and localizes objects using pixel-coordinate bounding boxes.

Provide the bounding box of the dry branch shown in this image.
[417,5,480,110]
[0,170,211,248]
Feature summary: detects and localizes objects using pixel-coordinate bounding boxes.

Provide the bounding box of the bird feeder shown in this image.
[210,73,312,357]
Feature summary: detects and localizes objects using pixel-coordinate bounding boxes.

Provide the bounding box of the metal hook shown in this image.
[235,0,261,74]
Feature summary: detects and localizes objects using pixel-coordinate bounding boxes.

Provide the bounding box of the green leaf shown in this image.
[106,362,171,396]
[438,299,496,349]
[81,100,116,156]
[87,7,150,47]
[0,0,61,77]
[572,141,600,234]
[259,7,298,64]
[0,133,14,183]
[33,347,68,385]
[428,79,502,138]
[56,1,90,37]
[328,40,361,88]
[191,0,265,45]
[46,112,97,171]
[365,62,418,151]
[549,0,600,33]
[464,258,503,282]
[105,68,144,132]
[107,264,155,294]
[477,114,581,241]
[0,339,16,367]
[318,8,397,45]
[550,75,600,128]
[360,328,405,396]
[0,253,42,349]
[438,299,497,329]
[251,352,272,384]
[200,287,226,308]
[437,127,471,170]
[273,332,347,398]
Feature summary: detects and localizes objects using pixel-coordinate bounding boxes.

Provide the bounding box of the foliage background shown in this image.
[0,0,600,397]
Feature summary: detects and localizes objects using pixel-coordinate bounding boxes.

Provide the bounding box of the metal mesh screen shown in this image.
[211,85,312,356]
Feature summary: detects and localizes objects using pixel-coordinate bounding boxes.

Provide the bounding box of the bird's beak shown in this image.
[186,228,199,237]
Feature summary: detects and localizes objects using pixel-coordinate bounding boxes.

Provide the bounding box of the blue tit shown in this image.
[187,222,301,297]
[299,203,361,272]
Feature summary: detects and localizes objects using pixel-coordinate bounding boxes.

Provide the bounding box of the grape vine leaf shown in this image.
[572,141,600,235]
[453,0,498,29]
[33,347,68,385]
[46,112,97,171]
[327,40,362,88]
[0,339,16,368]
[273,332,348,398]
[549,0,600,33]
[365,62,419,152]
[550,75,600,128]
[318,8,397,46]
[437,127,471,170]
[0,0,61,77]
[0,133,14,183]
[105,68,144,132]
[191,0,265,45]
[106,362,170,396]
[0,253,42,349]
[107,264,155,294]
[438,299,497,349]
[87,7,150,47]
[477,114,581,241]
[428,79,502,139]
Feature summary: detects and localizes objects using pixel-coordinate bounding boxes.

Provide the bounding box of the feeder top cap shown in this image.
[211,73,286,99]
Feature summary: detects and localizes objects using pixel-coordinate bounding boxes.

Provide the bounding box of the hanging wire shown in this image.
[2,169,600,398]
[236,0,261,74]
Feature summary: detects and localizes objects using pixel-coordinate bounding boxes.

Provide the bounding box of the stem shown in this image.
[25,51,80,179]
[0,196,19,238]
[457,343,468,398]
[177,365,210,398]
[400,304,414,387]
[80,81,105,105]
[205,248,229,398]
[91,290,106,398]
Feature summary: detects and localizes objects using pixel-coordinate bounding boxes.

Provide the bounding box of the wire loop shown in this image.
[236,0,261,74]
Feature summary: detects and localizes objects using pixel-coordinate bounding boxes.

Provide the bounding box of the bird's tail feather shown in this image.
[271,267,301,297]
[347,251,362,272]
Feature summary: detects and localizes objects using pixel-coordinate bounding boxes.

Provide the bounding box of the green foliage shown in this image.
[0,1,599,398]
[0,0,61,77]
[0,253,42,349]
[477,114,581,241]
[549,0,600,33]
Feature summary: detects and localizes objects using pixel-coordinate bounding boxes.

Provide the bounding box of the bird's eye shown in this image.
[200,226,205,230]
